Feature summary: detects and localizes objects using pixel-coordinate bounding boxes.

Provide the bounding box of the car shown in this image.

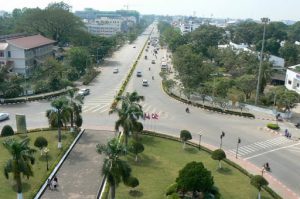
[78,88,90,96]
[151,60,155,64]
[137,71,142,77]
[133,46,136,48]
[0,113,9,121]
[113,68,119,73]
[142,79,149,87]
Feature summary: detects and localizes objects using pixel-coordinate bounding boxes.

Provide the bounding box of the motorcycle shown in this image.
[185,107,190,113]
[295,123,300,128]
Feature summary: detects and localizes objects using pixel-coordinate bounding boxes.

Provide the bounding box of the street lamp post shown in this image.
[43,147,50,171]
[255,17,270,105]
[236,137,241,158]
[198,134,202,150]
[220,131,225,149]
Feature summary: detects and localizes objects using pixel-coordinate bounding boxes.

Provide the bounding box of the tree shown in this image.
[34,136,48,153]
[66,90,83,132]
[173,45,212,90]
[97,138,131,199]
[180,130,192,149]
[110,91,144,147]
[128,141,144,162]
[279,42,300,66]
[176,161,214,198]
[235,75,257,100]
[16,3,83,42]
[274,87,299,112]
[227,87,244,107]
[67,47,91,75]
[189,25,224,56]
[46,97,70,148]
[163,79,176,92]
[3,138,36,199]
[211,149,226,169]
[1,125,14,137]
[250,175,268,199]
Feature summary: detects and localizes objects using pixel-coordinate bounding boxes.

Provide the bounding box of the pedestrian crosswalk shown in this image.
[139,102,171,119]
[228,136,296,157]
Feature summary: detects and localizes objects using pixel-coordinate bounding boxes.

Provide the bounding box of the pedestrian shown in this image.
[54,176,58,185]
[52,179,58,190]
[47,179,52,190]
[285,129,288,137]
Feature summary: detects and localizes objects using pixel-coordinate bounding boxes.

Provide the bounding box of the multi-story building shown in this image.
[85,17,123,37]
[285,64,300,94]
[0,34,56,75]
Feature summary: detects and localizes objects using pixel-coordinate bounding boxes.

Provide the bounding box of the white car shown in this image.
[113,68,119,73]
[78,88,90,96]
[0,113,9,121]
[142,79,149,87]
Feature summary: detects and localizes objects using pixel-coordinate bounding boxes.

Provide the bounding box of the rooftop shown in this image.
[7,35,56,50]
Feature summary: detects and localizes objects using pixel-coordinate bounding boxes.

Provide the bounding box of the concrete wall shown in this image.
[285,69,300,94]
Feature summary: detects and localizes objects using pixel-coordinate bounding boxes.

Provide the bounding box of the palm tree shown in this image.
[3,138,36,199]
[110,91,144,147]
[97,138,131,199]
[66,90,83,132]
[46,97,70,148]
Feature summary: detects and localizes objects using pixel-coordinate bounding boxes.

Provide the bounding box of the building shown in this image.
[285,64,300,94]
[0,35,56,75]
[85,17,123,36]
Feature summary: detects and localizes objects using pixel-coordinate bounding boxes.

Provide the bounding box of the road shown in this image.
[0,23,299,197]
[125,25,300,196]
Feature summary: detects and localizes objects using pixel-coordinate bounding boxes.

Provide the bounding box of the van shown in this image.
[161,62,168,70]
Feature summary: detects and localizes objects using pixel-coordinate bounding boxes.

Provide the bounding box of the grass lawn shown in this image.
[0,130,75,199]
[116,135,274,199]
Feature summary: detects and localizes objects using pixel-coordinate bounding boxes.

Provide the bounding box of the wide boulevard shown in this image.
[0,23,299,197]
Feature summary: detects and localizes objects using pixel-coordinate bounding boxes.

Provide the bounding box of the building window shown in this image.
[288,80,292,85]
[0,51,4,57]
[7,51,11,58]
[297,83,299,87]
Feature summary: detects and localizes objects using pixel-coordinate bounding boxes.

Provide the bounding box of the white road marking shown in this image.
[244,142,300,160]
[92,104,109,112]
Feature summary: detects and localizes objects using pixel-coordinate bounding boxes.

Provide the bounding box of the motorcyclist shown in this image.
[185,107,189,113]
[152,76,154,80]
[149,67,151,71]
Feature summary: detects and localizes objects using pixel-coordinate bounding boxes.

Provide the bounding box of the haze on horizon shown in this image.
[1,0,299,21]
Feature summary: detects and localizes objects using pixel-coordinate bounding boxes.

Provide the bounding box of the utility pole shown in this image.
[198,134,202,150]
[255,17,270,105]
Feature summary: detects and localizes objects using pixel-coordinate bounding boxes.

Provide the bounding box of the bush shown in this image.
[1,125,14,137]
[125,176,139,188]
[34,136,48,150]
[267,123,280,130]
[166,183,178,196]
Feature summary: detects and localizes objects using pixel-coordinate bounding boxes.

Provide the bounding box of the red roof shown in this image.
[7,35,56,49]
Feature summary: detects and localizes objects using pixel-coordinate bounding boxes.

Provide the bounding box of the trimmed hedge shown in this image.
[162,82,255,119]
[267,123,280,130]
[141,130,282,199]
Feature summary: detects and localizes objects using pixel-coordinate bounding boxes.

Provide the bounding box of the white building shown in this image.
[85,17,123,37]
[285,64,300,94]
[179,20,200,34]
[0,35,56,75]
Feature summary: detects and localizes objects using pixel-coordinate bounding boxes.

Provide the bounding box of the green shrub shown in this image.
[1,125,14,137]
[34,136,48,150]
[267,123,280,130]
[166,183,178,196]
[125,176,139,188]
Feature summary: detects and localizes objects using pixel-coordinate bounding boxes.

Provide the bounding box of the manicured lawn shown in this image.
[0,130,75,199]
[117,135,274,199]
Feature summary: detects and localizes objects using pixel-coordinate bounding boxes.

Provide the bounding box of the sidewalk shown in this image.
[41,130,114,199]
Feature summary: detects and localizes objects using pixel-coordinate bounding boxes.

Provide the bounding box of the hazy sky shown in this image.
[1,0,300,21]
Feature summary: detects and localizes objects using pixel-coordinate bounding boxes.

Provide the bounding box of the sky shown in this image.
[1,0,300,21]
